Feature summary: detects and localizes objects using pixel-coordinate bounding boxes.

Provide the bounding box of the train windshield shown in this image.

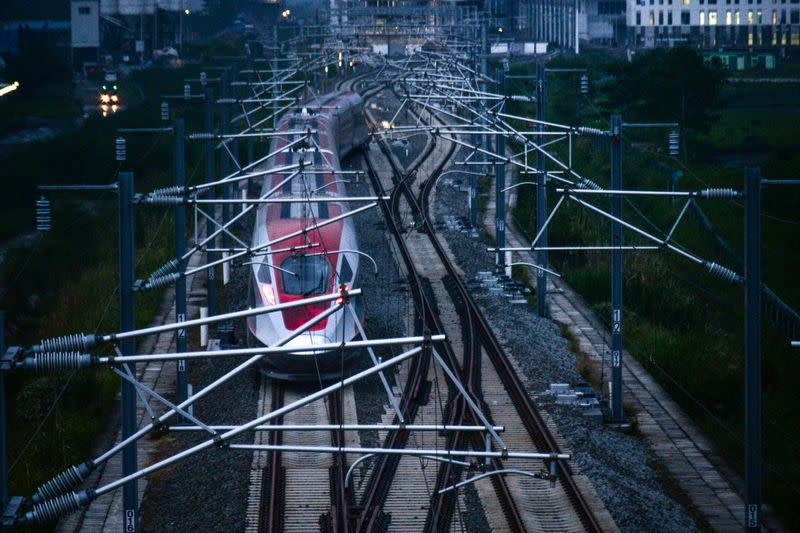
[280,255,330,296]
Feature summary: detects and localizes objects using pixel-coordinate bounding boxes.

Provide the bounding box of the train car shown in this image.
[246,90,370,380]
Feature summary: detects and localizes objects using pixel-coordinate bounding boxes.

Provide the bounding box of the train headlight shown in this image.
[259,283,276,305]
[100,94,110,103]
[111,94,119,103]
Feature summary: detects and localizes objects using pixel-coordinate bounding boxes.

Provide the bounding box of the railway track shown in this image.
[354,72,604,532]
[246,64,603,532]
[248,378,356,533]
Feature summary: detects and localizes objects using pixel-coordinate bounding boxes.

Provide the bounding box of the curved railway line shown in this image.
[246,65,606,532]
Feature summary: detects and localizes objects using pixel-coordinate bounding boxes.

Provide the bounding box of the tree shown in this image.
[607,47,725,133]
[5,25,70,94]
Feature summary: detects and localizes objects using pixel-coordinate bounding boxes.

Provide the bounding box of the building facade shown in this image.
[627,0,800,47]
[517,0,626,47]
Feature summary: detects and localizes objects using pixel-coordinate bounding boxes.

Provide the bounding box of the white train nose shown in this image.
[284,332,332,355]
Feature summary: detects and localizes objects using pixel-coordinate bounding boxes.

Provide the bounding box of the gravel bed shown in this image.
[429,167,701,533]
[344,154,411,449]
[345,148,495,531]
[139,212,259,532]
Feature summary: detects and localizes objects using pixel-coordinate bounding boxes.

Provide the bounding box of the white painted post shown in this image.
[199,307,208,347]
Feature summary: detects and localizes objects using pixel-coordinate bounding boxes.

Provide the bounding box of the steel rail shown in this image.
[340,73,438,533]
[357,79,524,532]
[403,79,604,533]
[395,87,527,533]
[261,380,285,533]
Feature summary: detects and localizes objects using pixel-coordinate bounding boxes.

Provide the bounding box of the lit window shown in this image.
[736,10,742,22]
[683,0,691,5]
[710,9,719,22]
[757,9,763,21]
[727,9,733,22]
[748,31,754,43]
[748,9,754,22]
[701,9,706,22]
[650,10,655,23]
[772,9,778,20]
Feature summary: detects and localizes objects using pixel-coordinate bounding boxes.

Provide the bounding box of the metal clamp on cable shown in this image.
[152,420,169,438]
[421,330,432,352]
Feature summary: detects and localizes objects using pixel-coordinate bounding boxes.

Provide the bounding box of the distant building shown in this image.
[517,0,799,50]
[626,0,800,48]
[71,0,100,67]
[0,20,71,57]
[585,0,626,44]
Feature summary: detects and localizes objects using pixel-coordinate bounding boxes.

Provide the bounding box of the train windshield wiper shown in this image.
[302,273,326,297]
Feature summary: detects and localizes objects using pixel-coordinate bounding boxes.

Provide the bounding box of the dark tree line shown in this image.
[606,47,726,133]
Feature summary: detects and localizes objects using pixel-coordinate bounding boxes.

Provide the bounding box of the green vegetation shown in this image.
[0,65,205,514]
[507,48,800,525]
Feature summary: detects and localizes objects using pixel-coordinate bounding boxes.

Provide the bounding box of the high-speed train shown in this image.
[246,90,370,380]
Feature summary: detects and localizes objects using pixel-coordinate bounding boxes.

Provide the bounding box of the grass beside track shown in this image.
[0,65,206,523]
[507,50,800,526]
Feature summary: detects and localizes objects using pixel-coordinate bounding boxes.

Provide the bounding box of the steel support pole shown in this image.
[536,62,548,317]
[480,24,489,233]
[0,311,7,533]
[220,70,231,253]
[609,115,623,422]
[230,66,241,203]
[470,131,478,228]
[204,88,217,317]
[118,171,138,532]
[744,166,762,531]
[469,54,478,229]
[173,119,188,405]
[246,59,255,181]
[494,68,506,266]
